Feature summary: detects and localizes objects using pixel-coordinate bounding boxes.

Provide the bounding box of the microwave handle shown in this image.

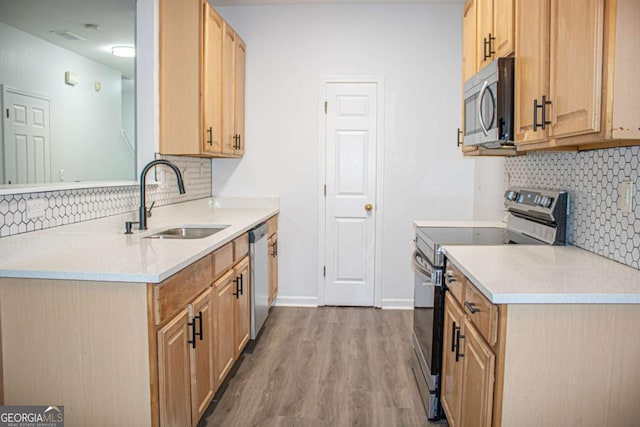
[478,80,495,136]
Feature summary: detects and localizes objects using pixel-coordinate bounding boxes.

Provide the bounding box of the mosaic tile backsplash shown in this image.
[505,146,640,270]
[0,155,212,238]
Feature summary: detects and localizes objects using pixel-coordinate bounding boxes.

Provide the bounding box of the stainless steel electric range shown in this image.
[411,188,568,420]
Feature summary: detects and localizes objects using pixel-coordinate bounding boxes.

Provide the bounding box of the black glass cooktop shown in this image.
[418,227,509,245]
[417,226,545,247]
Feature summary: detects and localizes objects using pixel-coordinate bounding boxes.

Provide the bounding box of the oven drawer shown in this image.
[445,263,465,304]
[464,281,498,346]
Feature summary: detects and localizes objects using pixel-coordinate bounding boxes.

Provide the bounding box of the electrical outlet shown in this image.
[199,163,204,178]
[618,181,635,214]
[26,199,46,219]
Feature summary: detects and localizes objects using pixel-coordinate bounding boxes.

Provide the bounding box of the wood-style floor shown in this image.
[201,306,442,427]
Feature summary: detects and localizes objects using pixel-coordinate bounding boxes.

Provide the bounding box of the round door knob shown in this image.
[365,203,373,212]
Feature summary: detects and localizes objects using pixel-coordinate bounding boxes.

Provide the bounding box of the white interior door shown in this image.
[1,87,51,184]
[324,82,378,306]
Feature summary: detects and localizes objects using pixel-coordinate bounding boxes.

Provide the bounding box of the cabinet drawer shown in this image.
[445,262,465,304]
[266,215,278,236]
[213,243,234,279]
[463,282,498,346]
[233,233,249,261]
[153,255,213,325]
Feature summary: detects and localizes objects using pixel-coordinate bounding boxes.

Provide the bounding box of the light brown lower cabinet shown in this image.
[214,269,236,385]
[440,261,640,427]
[157,287,214,427]
[458,317,495,427]
[442,291,495,427]
[234,257,251,357]
[190,287,215,422]
[441,293,465,427]
[157,307,192,427]
[214,255,251,386]
[0,231,266,427]
[268,232,278,304]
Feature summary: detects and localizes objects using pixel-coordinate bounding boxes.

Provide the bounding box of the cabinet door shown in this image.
[234,257,251,357]
[234,36,246,156]
[202,2,223,155]
[458,318,496,427]
[493,0,514,57]
[462,0,477,84]
[190,288,215,424]
[159,0,201,155]
[441,293,465,427]
[268,235,274,305]
[514,0,550,144]
[214,269,236,384]
[270,233,278,300]
[549,0,604,139]
[157,308,192,427]
[221,23,236,156]
[476,0,493,70]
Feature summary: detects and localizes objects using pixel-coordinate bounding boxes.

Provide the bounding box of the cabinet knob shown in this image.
[365,203,373,212]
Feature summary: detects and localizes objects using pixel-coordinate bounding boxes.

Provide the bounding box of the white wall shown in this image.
[213,3,475,308]
[473,157,506,220]
[0,22,134,182]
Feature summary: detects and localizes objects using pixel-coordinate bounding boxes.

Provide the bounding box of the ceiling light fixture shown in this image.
[111,46,135,58]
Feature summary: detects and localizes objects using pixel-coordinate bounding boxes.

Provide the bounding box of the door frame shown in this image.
[317,76,385,307]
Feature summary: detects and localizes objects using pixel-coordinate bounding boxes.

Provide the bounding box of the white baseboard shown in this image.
[381,298,414,310]
[272,296,319,307]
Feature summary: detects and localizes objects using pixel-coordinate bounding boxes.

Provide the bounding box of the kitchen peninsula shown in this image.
[0,198,279,427]
[440,244,640,427]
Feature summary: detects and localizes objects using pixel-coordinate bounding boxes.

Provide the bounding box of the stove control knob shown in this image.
[504,190,518,201]
[539,196,553,208]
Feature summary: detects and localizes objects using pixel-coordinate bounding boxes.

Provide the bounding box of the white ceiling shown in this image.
[0,0,460,80]
[0,0,135,79]
[211,0,462,5]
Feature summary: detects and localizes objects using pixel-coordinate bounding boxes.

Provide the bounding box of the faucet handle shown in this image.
[146,201,156,218]
[125,221,140,234]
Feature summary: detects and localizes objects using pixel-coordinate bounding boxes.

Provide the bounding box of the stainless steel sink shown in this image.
[145,225,229,240]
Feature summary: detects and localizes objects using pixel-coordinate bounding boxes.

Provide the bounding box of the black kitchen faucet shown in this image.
[125,159,186,233]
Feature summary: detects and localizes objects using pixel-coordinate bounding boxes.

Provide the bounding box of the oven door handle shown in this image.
[412,251,437,283]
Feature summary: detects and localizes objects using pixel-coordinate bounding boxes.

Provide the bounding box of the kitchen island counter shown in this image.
[0,197,279,283]
[443,244,640,304]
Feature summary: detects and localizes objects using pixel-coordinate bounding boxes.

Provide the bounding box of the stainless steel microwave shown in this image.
[463,57,514,148]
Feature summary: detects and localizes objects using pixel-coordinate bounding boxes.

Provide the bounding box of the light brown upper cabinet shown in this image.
[202,2,224,155]
[462,0,478,85]
[475,0,515,71]
[221,25,246,157]
[515,0,640,151]
[460,0,519,157]
[513,0,550,145]
[234,38,247,156]
[159,0,246,158]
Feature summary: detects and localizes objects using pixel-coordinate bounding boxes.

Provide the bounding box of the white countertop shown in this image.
[0,198,279,283]
[443,245,640,304]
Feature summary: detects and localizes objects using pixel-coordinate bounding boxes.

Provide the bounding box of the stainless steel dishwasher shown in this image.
[249,222,269,339]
